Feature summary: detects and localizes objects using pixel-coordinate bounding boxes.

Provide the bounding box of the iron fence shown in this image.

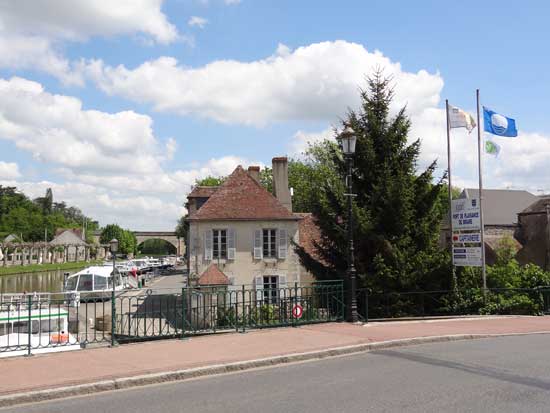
[355,287,550,322]
[0,281,344,355]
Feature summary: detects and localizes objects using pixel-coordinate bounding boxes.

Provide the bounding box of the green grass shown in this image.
[0,260,103,276]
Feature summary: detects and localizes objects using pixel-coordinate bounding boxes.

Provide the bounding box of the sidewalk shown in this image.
[1,316,550,400]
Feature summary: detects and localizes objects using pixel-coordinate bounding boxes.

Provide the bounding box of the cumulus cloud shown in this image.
[0,77,164,176]
[84,41,444,125]
[0,76,264,228]
[0,0,179,44]
[188,16,208,29]
[0,1,180,83]
[0,162,21,179]
[289,127,335,157]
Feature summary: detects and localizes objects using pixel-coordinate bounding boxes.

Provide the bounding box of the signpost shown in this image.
[453,246,482,267]
[452,232,481,243]
[451,198,481,230]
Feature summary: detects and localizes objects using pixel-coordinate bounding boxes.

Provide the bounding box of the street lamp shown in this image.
[340,125,358,323]
[109,238,118,346]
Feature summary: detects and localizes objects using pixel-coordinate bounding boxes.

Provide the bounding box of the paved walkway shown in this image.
[1,316,550,397]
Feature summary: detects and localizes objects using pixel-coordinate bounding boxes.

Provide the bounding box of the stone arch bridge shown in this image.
[92,231,184,256]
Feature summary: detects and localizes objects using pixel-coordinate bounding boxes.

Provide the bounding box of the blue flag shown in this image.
[483,107,517,137]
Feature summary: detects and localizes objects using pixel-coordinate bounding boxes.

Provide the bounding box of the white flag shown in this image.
[449,105,476,133]
[0,247,3,261]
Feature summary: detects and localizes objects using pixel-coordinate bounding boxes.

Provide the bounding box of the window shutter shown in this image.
[227,228,236,260]
[253,230,263,259]
[278,228,287,259]
[254,276,264,303]
[204,230,213,261]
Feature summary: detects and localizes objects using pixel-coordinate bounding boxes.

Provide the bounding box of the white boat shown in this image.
[64,265,128,298]
[0,294,80,358]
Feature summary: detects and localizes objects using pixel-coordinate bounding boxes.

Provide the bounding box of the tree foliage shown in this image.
[294,72,450,292]
[100,224,137,255]
[0,186,98,242]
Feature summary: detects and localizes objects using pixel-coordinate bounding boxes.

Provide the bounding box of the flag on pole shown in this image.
[483,107,517,137]
[449,105,476,133]
[485,140,501,157]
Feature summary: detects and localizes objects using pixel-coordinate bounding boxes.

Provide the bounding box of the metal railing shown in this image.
[0,281,344,355]
[355,287,550,322]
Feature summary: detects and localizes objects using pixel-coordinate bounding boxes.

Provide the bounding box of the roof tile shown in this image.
[198,264,230,286]
[190,166,296,220]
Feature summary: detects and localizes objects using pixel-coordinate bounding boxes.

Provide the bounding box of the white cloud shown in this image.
[0,0,179,44]
[289,127,335,156]
[188,16,208,29]
[84,41,443,125]
[0,1,180,83]
[0,162,21,179]
[0,78,260,228]
[0,77,163,176]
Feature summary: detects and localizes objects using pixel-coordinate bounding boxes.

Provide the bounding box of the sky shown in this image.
[0,0,549,230]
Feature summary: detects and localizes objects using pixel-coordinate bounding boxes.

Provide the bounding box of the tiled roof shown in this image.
[297,213,326,264]
[189,166,297,221]
[198,264,230,286]
[188,186,219,198]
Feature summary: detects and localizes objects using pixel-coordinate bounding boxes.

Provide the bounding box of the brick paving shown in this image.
[1,316,549,397]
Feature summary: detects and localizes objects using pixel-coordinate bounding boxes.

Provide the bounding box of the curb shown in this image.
[2,331,549,408]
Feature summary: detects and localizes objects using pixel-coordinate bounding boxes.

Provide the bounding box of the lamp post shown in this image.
[109,238,119,346]
[341,125,358,323]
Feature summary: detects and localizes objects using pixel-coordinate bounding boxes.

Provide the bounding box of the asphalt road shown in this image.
[4,334,550,413]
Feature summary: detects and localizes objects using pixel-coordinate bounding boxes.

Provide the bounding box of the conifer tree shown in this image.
[295,72,450,292]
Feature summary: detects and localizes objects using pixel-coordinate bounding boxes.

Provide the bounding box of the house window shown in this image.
[263,276,278,304]
[213,229,227,259]
[263,229,277,258]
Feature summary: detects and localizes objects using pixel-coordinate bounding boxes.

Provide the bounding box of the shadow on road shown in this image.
[373,347,550,391]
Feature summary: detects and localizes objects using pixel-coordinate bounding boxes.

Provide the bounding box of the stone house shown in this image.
[515,197,550,270]
[186,157,316,293]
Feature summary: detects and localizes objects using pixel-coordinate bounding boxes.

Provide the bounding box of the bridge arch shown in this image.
[133,232,183,255]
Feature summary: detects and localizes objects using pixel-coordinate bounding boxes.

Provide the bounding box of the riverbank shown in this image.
[0,261,102,276]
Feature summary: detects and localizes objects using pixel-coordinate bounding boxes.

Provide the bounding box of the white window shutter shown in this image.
[254,276,264,303]
[253,230,263,259]
[204,230,213,261]
[278,228,287,259]
[227,228,236,260]
[278,275,287,300]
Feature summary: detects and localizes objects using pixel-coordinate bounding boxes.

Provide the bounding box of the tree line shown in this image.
[0,187,99,243]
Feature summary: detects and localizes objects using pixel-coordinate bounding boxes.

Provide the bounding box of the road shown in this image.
[4,334,550,412]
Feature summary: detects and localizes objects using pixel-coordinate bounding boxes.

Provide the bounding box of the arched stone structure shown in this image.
[133,232,183,256]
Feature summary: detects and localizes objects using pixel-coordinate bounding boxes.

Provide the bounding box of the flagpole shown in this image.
[476,89,487,293]
[445,100,457,291]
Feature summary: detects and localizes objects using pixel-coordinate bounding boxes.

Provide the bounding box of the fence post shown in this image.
[110,290,117,347]
[26,294,32,357]
[180,288,186,340]
[364,290,369,323]
[241,285,246,333]
[293,281,298,327]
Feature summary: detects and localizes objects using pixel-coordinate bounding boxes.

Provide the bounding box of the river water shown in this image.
[0,268,84,294]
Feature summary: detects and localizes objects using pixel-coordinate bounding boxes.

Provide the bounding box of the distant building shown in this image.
[515,197,550,270]
[185,157,317,292]
[50,229,88,262]
[442,189,538,265]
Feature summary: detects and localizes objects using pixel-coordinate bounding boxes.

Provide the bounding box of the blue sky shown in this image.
[0,0,549,230]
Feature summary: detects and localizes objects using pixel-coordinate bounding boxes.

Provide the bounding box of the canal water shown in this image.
[0,268,84,294]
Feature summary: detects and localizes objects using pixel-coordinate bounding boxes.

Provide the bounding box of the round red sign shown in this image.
[292,304,303,319]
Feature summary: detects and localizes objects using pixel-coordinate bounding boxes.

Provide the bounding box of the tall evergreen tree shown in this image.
[295,72,449,292]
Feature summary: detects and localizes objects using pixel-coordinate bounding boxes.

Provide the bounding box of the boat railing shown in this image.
[0,292,58,309]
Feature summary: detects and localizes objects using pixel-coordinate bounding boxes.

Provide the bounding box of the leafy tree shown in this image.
[195,176,225,186]
[100,224,136,255]
[294,72,450,292]
[175,215,187,240]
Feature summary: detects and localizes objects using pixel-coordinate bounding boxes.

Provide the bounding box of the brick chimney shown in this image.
[272,157,292,212]
[247,166,260,183]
